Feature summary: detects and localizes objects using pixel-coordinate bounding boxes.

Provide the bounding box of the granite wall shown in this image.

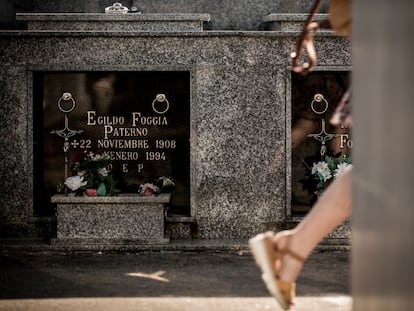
[0,13,351,244]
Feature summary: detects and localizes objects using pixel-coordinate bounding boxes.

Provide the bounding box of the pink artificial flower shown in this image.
[85,189,97,197]
[142,187,155,196]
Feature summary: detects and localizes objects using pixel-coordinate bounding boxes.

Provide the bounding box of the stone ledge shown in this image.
[165,215,196,223]
[50,237,170,245]
[0,30,342,37]
[51,193,171,204]
[0,238,350,254]
[262,13,333,32]
[16,13,211,22]
[262,13,329,22]
[16,13,211,32]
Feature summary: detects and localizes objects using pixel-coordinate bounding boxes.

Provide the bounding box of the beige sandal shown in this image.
[249,231,305,310]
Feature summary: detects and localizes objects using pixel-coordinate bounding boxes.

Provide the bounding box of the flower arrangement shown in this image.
[302,153,352,197]
[138,176,175,196]
[59,150,119,196]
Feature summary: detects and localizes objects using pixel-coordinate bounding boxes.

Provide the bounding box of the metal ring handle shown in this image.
[152,94,170,114]
[57,92,76,113]
[310,93,328,114]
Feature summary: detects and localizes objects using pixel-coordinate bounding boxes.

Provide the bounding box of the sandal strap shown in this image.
[277,235,306,263]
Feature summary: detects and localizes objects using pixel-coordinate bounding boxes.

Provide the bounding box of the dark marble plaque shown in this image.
[291,71,351,215]
[33,71,190,216]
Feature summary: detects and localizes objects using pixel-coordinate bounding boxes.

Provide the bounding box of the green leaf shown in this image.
[97,182,107,196]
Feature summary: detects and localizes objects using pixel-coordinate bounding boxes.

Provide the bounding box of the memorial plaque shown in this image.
[33,71,190,216]
[291,71,351,215]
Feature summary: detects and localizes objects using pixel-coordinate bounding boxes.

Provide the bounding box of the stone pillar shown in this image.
[352,1,414,309]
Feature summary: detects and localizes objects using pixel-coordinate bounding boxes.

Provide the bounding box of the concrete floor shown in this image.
[0,251,351,311]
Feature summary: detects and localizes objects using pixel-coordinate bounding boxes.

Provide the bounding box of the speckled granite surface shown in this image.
[52,194,170,243]
[31,0,329,30]
[17,13,210,32]
[262,14,331,31]
[0,13,351,243]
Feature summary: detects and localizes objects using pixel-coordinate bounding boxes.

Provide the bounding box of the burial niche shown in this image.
[33,71,190,217]
[291,71,351,215]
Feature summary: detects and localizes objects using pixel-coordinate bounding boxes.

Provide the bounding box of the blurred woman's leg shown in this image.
[275,166,352,282]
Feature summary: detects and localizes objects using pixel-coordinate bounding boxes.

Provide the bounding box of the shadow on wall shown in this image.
[0,0,331,30]
[0,0,33,29]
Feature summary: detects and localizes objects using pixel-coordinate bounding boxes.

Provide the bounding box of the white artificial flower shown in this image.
[157,176,175,188]
[101,152,110,160]
[312,161,332,181]
[312,161,326,174]
[321,170,333,181]
[92,154,102,161]
[98,167,109,177]
[64,175,87,191]
[333,162,352,177]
